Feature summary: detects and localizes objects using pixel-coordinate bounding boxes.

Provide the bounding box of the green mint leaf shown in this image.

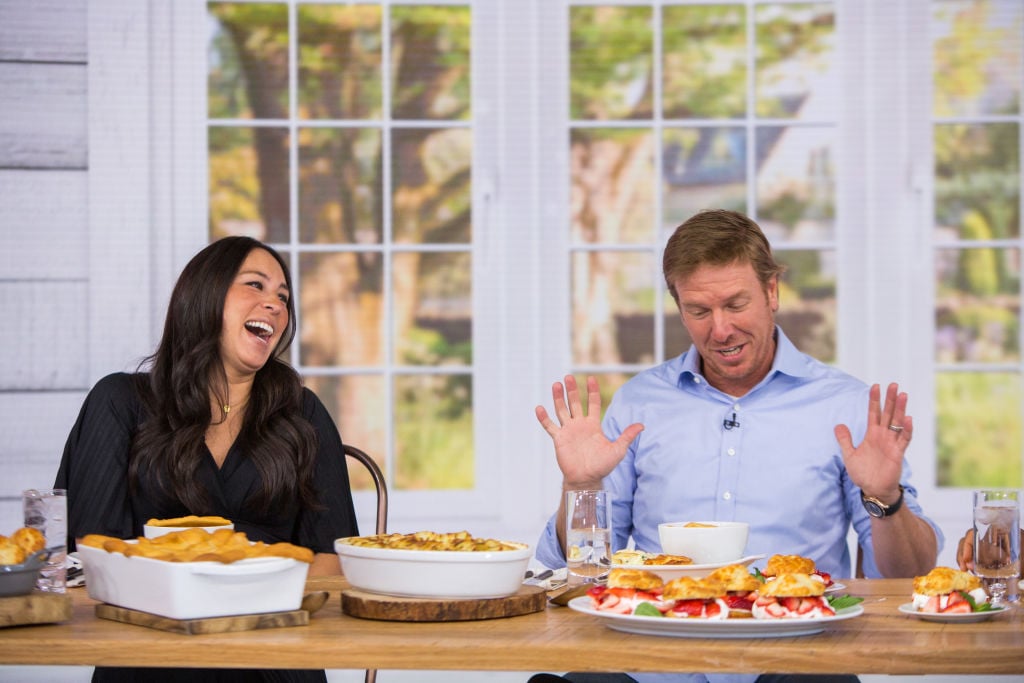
[959,591,996,612]
[752,567,767,583]
[633,602,664,617]
[827,595,864,610]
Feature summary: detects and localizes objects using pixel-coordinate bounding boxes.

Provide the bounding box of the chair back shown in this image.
[344,444,388,534]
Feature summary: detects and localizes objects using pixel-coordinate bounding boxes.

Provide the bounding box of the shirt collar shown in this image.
[675,326,815,391]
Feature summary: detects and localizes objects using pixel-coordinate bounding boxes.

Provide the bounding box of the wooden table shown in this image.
[0,578,1021,675]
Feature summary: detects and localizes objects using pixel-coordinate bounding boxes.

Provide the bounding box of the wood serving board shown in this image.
[341,584,547,622]
[0,592,73,628]
[95,604,309,635]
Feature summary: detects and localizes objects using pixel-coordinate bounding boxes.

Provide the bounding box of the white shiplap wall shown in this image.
[0,0,90,531]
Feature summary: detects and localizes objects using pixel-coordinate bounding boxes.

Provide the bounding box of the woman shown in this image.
[56,236,358,682]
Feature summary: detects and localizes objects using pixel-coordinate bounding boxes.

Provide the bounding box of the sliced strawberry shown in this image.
[797,598,817,615]
[922,595,942,613]
[671,599,706,617]
[941,601,972,614]
[726,594,754,611]
[704,601,723,619]
[814,570,833,587]
[946,590,966,606]
[764,601,787,618]
[782,597,802,612]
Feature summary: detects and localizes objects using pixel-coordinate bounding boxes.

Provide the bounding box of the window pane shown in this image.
[571,128,655,244]
[756,125,836,242]
[209,125,291,241]
[934,123,1020,240]
[776,248,836,363]
[572,251,656,366]
[662,4,747,119]
[298,4,383,120]
[392,128,472,244]
[570,6,653,121]
[662,126,747,232]
[931,0,1022,118]
[394,373,473,489]
[305,374,387,490]
[298,127,383,244]
[299,251,385,368]
[937,372,1022,487]
[208,3,289,119]
[935,247,1020,363]
[391,6,472,121]
[393,251,472,366]
[755,3,836,120]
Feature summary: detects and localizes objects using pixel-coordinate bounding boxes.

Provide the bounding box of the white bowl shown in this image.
[144,521,234,539]
[657,521,749,565]
[335,537,532,599]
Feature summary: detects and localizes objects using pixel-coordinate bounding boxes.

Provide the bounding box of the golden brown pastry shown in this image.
[763,553,816,577]
[606,568,665,591]
[912,566,981,596]
[758,572,826,598]
[80,529,313,564]
[662,576,726,601]
[0,537,27,565]
[12,527,45,554]
[705,563,760,593]
[146,515,232,528]
[643,553,693,566]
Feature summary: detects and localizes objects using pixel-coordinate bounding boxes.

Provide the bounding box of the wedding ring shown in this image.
[887,424,904,432]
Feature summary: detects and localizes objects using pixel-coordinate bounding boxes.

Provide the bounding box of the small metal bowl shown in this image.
[0,555,44,597]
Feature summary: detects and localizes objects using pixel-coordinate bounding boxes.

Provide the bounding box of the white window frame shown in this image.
[89,0,1006,558]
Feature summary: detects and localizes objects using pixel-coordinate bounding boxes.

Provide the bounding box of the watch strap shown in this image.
[861,485,905,518]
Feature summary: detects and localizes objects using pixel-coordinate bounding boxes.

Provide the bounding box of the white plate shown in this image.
[826,582,846,594]
[897,602,1009,623]
[612,554,766,581]
[568,596,863,638]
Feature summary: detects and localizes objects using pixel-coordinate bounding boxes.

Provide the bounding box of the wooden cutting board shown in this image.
[0,592,73,628]
[95,604,309,635]
[341,584,547,622]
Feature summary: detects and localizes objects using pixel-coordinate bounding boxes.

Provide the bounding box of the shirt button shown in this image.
[694,377,702,384]
[727,448,736,456]
[723,491,732,500]
[733,403,741,411]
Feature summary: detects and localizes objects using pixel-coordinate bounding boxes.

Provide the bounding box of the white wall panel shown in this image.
[0,62,86,169]
[0,0,87,63]
[0,282,90,389]
[0,170,87,280]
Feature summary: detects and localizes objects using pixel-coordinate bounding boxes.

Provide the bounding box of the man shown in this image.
[531,210,941,683]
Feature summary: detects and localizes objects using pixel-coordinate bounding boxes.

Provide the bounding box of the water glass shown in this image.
[565,489,611,586]
[22,488,67,593]
[972,489,1020,604]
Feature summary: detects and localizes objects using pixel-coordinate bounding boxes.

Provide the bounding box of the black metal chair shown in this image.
[343,444,388,683]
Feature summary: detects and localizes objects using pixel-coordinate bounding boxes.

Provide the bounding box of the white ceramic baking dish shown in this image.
[79,543,308,620]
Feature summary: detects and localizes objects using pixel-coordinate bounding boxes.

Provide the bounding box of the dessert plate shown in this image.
[897,602,1008,623]
[569,596,863,638]
[612,554,766,581]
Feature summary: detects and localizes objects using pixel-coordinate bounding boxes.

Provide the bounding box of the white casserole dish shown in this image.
[78,543,308,620]
[335,537,531,599]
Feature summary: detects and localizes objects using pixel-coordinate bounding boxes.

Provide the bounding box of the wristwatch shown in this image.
[861,485,904,518]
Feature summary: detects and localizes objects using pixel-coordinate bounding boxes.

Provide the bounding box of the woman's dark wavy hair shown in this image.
[128,236,319,513]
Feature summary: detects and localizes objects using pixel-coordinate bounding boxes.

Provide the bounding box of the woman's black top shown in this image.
[54,372,359,683]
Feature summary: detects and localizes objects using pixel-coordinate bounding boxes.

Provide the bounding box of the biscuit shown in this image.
[606,568,665,591]
[643,553,693,566]
[146,515,232,528]
[758,572,825,598]
[0,537,27,565]
[705,564,760,592]
[12,527,46,554]
[763,554,816,577]
[663,576,725,600]
[912,567,981,596]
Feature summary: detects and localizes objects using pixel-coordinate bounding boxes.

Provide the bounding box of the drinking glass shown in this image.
[565,489,611,586]
[972,489,1020,604]
[22,488,67,593]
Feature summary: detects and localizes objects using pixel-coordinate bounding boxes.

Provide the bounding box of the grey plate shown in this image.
[0,556,43,597]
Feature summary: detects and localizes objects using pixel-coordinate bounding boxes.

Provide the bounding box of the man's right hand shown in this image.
[534,375,644,487]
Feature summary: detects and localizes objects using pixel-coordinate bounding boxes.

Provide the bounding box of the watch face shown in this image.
[864,500,884,518]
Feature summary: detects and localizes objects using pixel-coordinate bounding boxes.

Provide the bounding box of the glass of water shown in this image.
[565,489,611,586]
[972,489,1020,605]
[22,488,67,593]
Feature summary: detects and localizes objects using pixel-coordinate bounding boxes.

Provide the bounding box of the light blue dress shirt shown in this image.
[534,328,943,683]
